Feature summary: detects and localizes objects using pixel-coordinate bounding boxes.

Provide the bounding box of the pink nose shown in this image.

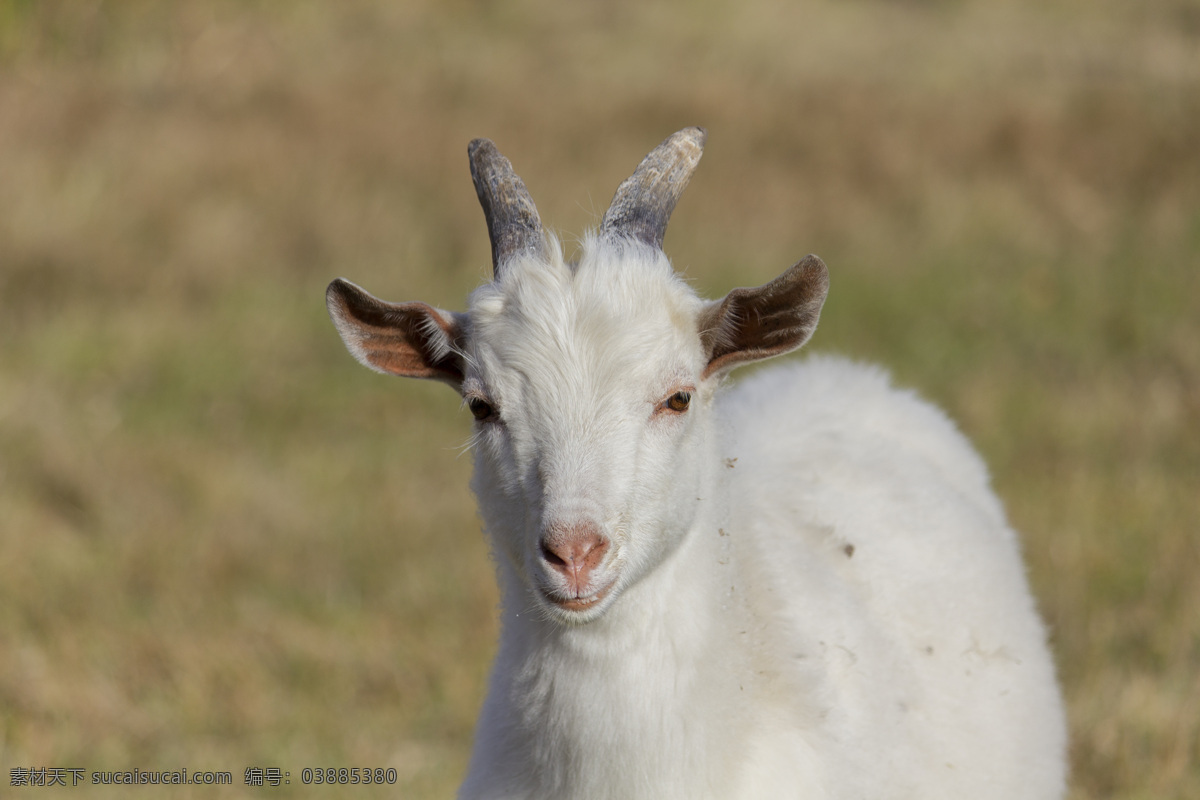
[540,522,609,594]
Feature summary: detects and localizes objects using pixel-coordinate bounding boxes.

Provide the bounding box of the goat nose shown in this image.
[540,523,609,588]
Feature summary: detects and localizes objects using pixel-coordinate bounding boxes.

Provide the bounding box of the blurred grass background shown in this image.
[1,0,1197,797]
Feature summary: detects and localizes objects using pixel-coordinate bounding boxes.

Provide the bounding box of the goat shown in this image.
[325,128,1067,799]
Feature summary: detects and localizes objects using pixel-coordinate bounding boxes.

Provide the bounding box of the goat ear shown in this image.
[699,255,829,379]
[326,278,466,390]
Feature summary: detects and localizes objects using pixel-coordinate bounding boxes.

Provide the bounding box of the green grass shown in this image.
[1,0,1198,796]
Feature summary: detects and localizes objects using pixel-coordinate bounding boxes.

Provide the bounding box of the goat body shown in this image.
[327,129,1067,799]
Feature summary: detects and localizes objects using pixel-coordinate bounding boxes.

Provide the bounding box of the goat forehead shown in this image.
[468,239,704,400]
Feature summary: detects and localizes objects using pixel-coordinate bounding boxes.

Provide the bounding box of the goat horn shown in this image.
[469,138,546,278]
[600,127,707,250]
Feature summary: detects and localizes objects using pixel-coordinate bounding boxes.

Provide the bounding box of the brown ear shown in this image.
[326,278,466,389]
[699,255,829,379]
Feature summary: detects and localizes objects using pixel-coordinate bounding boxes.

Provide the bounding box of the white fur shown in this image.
[435,235,1065,798]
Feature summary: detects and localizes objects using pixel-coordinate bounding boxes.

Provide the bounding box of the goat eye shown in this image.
[468,397,496,422]
[665,391,691,413]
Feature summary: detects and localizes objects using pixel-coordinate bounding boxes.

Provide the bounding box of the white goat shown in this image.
[326,128,1067,799]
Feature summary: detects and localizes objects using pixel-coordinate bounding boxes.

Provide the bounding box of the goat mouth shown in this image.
[543,581,614,613]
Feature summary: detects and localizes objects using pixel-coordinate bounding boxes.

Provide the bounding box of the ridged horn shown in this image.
[469,138,546,277]
[600,127,707,249]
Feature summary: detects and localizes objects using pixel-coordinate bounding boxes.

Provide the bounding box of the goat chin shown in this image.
[326,128,1068,800]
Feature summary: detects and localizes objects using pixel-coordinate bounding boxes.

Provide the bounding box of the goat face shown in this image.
[325,128,828,625]
[464,242,714,622]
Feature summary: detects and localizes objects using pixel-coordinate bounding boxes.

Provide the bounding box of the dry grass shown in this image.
[1,0,1197,797]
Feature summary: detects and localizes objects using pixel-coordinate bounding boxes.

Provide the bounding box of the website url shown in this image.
[92,769,233,785]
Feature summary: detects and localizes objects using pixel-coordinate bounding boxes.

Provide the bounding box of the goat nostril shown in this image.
[541,540,567,568]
